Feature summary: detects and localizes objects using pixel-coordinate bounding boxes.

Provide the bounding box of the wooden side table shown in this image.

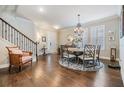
[108,48,120,69]
[41,48,47,55]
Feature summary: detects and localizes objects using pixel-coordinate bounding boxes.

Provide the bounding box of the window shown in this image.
[90,25,105,50]
[82,28,88,48]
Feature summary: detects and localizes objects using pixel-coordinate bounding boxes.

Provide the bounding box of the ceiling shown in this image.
[0,5,121,29]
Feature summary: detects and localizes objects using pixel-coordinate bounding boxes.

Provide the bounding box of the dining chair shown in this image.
[60,45,75,66]
[95,45,101,65]
[79,44,96,68]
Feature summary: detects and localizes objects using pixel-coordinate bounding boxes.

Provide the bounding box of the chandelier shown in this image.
[74,14,84,36]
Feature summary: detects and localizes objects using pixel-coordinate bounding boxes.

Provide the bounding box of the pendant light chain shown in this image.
[78,14,80,23]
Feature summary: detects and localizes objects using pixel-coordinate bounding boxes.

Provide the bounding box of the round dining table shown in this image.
[68,48,84,62]
[68,48,84,52]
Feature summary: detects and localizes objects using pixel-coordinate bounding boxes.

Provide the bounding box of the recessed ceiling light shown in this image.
[39,8,44,12]
[53,25,60,29]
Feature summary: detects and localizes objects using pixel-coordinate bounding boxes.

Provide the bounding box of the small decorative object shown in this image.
[72,36,83,48]
[108,30,114,41]
[42,36,46,42]
[67,34,73,42]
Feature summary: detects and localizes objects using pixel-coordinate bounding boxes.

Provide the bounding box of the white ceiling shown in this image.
[0,5,121,29]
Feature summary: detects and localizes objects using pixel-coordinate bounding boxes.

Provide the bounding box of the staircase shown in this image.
[0,18,38,61]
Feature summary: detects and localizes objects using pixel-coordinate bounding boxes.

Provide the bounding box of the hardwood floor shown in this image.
[0,54,123,87]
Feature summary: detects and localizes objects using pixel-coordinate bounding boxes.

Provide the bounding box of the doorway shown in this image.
[47,31,57,54]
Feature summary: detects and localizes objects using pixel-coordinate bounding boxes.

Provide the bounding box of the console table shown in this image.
[108,48,120,69]
[41,48,47,55]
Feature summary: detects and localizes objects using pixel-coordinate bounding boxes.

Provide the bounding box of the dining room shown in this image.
[58,14,120,71]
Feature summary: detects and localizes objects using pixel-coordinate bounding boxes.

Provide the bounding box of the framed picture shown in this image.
[42,36,46,42]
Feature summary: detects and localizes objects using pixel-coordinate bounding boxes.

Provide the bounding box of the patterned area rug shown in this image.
[59,59,104,71]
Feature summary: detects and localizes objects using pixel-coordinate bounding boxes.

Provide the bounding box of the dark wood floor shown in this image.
[0,54,123,87]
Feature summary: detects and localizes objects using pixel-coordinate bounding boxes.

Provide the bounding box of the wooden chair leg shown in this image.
[9,65,11,73]
[19,66,22,72]
[77,57,80,64]
[98,59,100,66]
[93,60,95,69]
[81,60,85,69]
[68,61,69,67]
[77,58,80,67]
[97,57,100,66]
[67,58,69,66]
[61,57,63,64]
[31,60,33,66]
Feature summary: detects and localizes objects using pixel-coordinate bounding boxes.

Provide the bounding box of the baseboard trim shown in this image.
[0,58,36,69]
[0,63,9,69]
[100,56,119,61]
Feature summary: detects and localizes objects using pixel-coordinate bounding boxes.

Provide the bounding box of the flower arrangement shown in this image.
[73,37,82,43]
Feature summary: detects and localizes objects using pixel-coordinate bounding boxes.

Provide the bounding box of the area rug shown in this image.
[59,59,104,71]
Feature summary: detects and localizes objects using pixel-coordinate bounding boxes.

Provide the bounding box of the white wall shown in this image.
[35,22,58,55]
[0,13,37,41]
[119,6,124,85]
[120,37,124,84]
[0,37,14,68]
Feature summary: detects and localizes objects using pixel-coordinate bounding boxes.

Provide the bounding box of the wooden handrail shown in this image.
[0,18,36,44]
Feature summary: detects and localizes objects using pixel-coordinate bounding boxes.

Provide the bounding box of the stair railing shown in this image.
[0,18,38,61]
